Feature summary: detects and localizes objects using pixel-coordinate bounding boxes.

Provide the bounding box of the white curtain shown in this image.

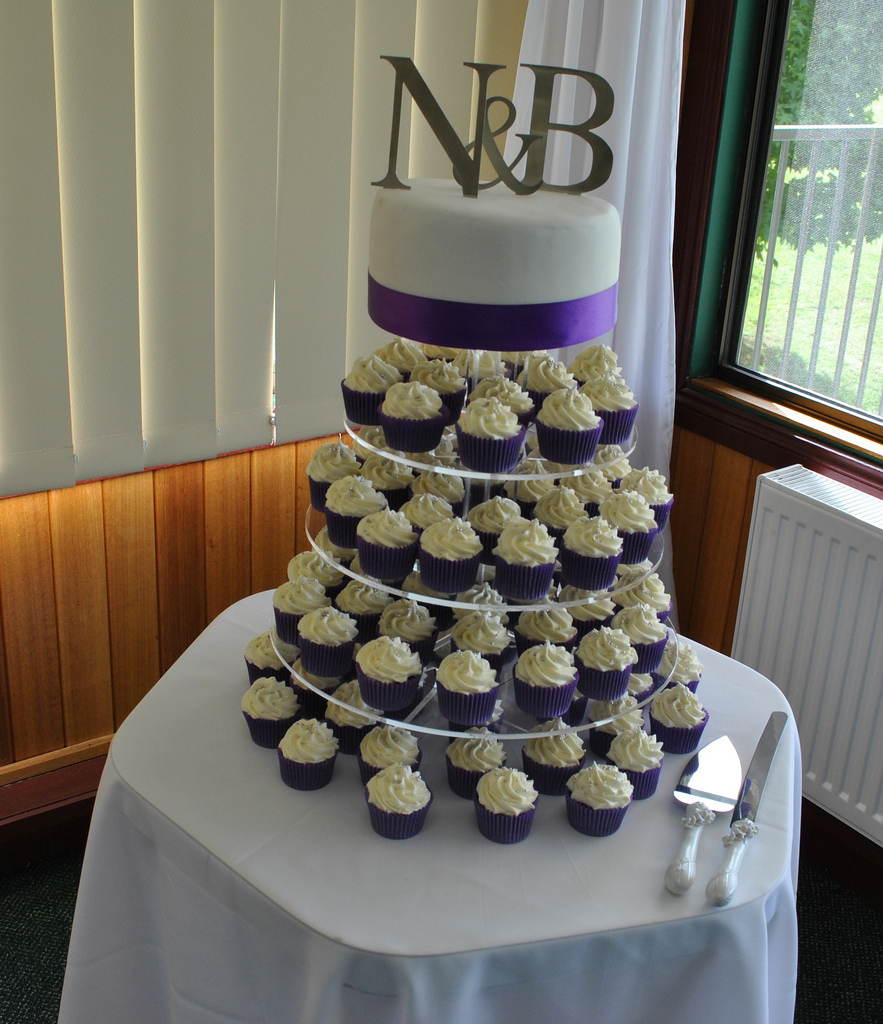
[510,0,685,480]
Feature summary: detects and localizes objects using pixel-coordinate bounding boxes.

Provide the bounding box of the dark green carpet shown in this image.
[0,853,880,1023]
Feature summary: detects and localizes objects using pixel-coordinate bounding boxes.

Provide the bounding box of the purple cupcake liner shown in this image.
[366,795,433,840]
[242,711,298,749]
[341,381,385,426]
[614,762,663,800]
[358,749,423,785]
[597,404,638,446]
[493,558,556,601]
[326,720,373,756]
[440,388,467,421]
[356,536,419,582]
[401,632,439,666]
[467,480,507,508]
[521,751,586,796]
[418,550,481,595]
[563,689,589,726]
[273,607,306,646]
[559,548,621,592]
[475,527,503,565]
[651,499,673,532]
[576,663,632,702]
[290,682,330,720]
[588,728,617,759]
[652,673,701,695]
[534,421,604,466]
[648,710,709,754]
[633,636,668,675]
[378,486,411,512]
[355,667,422,712]
[565,792,630,836]
[379,405,451,453]
[340,610,382,645]
[573,614,616,640]
[619,527,658,565]
[455,426,526,474]
[473,798,537,844]
[512,672,578,719]
[435,683,501,726]
[584,501,602,518]
[446,758,488,800]
[297,636,355,679]
[323,509,364,550]
[245,659,291,686]
[308,477,332,514]
[277,750,337,791]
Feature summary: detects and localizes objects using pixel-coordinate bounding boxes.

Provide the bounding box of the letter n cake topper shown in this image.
[372,56,614,197]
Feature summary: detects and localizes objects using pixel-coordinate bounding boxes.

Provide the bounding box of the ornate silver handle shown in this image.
[665,801,716,895]
[705,819,760,906]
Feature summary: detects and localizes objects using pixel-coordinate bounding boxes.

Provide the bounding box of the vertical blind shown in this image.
[0,0,524,498]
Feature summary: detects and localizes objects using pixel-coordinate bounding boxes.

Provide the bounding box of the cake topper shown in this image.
[373,56,614,198]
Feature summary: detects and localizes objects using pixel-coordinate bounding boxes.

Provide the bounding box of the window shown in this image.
[687,0,883,445]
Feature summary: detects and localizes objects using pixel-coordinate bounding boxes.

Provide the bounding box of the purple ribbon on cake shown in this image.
[368,275,617,352]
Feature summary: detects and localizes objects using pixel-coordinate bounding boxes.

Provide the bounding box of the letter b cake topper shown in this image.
[373,56,614,197]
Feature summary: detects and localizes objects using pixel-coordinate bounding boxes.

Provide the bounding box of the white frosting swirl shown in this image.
[359,724,420,768]
[437,650,498,693]
[558,586,616,623]
[360,452,416,490]
[650,682,706,728]
[356,508,416,548]
[599,490,657,534]
[324,680,377,728]
[454,581,509,623]
[399,493,454,530]
[515,642,576,688]
[615,569,671,614]
[356,635,422,682]
[374,337,427,375]
[519,355,576,394]
[562,515,623,558]
[306,441,361,482]
[576,626,638,672]
[335,580,394,616]
[411,469,465,503]
[470,375,534,414]
[278,718,338,763]
[409,358,466,395]
[245,630,298,671]
[579,372,636,412]
[516,607,576,645]
[449,611,511,655]
[566,763,633,808]
[608,728,664,772]
[611,604,668,645]
[537,387,601,431]
[344,354,402,393]
[381,380,444,420]
[593,444,631,481]
[534,488,589,530]
[297,607,358,646]
[324,476,388,517]
[241,677,299,720]
[589,694,644,735]
[560,468,614,506]
[273,577,330,616]
[287,550,344,589]
[446,728,507,771]
[475,767,538,815]
[494,519,557,567]
[458,397,520,439]
[366,764,432,812]
[378,599,436,642]
[567,343,620,381]
[467,496,525,534]
[658,638,703,685]
[619,467,673,505]
[420,517,481,560]
[523,718,585,766]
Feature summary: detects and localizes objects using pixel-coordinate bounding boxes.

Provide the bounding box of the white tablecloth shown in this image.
[59,592,799,1024]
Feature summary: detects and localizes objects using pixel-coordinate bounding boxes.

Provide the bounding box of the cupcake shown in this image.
[377,598,438,664]
[296,606,358,678]
[453,580,509,624]
[241,676,300,748]
[517,355,577,412]
[418,517,482,594]
[558,515,623,592]
[352,424,388,461]
[521,718,586,795]
[654,637,703,692]
[445,727,507,799]
[420,343,460,360]
[398,493,454,536]
[559,587,617,638]
[534,387,604,465]
[614,567,672,622]
[470,374,535,425]
[289,658,339,719]
[587,694,645,758]
[324,679,380,754]
[359,452,416,511]
[277,718,338,790]
[493,519,558,601]
[559,468,615,517]
[365,764,433,840]
[512,641,578,718]
[244,629,298,685]
[272,577,330,645]
[593,444,632,487]
[341,354,402,425]
[334,579,394,643]
[435,650,500,726]
[355,635,424,712]
[565,763,633,836]
[473,767,539,844]
[456,397,526,474]
[514,606,577,655]
[378,380,450,453]
[448,610,512,673]
[409,358,467,420]
[502,458,557,518]
[374,336,427,380]
[401,570,455,630]
[607,727,665,799]
[410,468,465,517]
[598,490,659,565]
[567,342,621,383]
[312,525,356,568]
[355,507,418,581]
[358,723,422,784]
[287,550,346,599]
[575,626,638,701]
[323,476,388,549]
[305,440,361,513]
[611,603,669,674]
[628,672,659,704]
[580,372,638,446]
[619,467,674,531]
[533,487,589,548]
[648,683,709,754]
[467,496,527,564]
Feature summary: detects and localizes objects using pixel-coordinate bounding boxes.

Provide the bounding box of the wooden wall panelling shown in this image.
[0,570,12,766]
[685,444,754,653]
[294,435,332,557]
[154,463,207,675]
[0,493,65,760]
[48,483,115,745]
[720,458,774,654]
[250,444,299,594]
[669,428,716,634]
[204,453,252,623]
[102,473,161,726]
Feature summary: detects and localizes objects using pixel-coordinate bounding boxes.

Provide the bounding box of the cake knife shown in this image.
[665,735,742,895]
[706,710,789,907]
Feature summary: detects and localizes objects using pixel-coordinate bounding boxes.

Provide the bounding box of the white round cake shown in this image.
[368,179,621,352]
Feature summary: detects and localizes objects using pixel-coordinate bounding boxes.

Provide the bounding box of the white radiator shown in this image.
[732,464,883,847]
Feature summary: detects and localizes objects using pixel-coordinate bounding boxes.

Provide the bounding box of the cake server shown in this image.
[664,735,742,895]
[706,710,789,907]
